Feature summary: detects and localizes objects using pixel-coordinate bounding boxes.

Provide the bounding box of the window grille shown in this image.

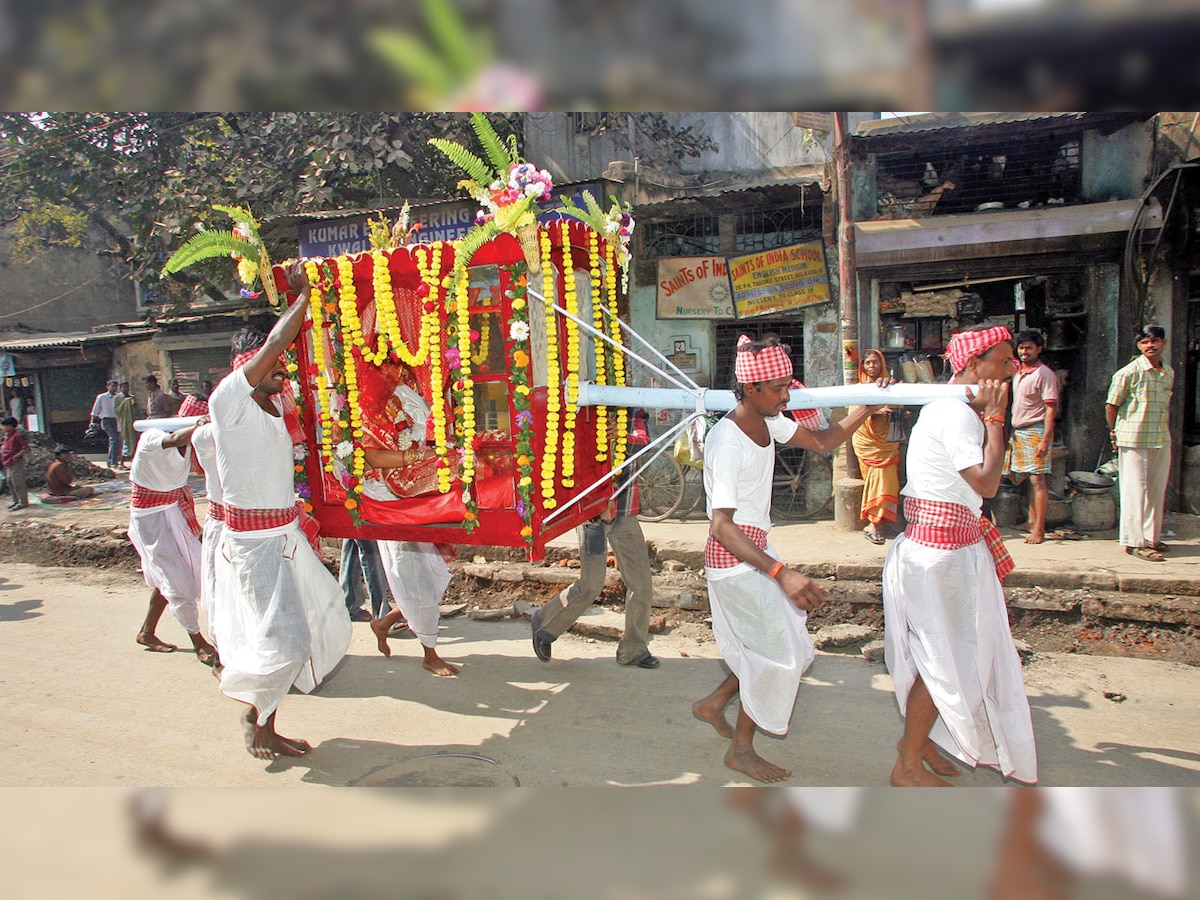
[734,203,822,253]
[641,215,720,259]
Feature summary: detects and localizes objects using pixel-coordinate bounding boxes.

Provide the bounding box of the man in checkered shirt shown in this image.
[691,334,882,783]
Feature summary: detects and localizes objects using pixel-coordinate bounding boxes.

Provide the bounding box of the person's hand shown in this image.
[969,379,1009,419]
[196,414,211,426]
[865,375,897,414]
[284,260,310,295]
[777,567,826,612]
[1035,438,1049,458]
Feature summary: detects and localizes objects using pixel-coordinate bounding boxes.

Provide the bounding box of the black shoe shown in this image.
[348,607,372,622]
[530,610,554,662]
[621,652,660,669]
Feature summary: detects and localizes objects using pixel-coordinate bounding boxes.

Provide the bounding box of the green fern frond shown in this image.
[582,190,605,219]
[557,195,605,233]
[452,220,501,273]
[471,112,513,175]
[428,136,494,186]
[211,204,259,231]
[161,230,258,277]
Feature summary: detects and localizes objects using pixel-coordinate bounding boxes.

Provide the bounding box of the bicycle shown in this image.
[635,443,833,522]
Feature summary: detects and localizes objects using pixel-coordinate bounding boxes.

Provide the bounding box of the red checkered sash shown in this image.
[705,524,769,570]
[130,483,202,538]
[903,497,1015,581]
[206,501,226,522]
[225,501,322,554]
[224,503,299,533]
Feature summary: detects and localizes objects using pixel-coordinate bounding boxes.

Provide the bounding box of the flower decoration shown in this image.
[504,262,536,547]
[559,219,580,489]
[557,191,635,293]
[538,228,561,509]
[162,204,280,309]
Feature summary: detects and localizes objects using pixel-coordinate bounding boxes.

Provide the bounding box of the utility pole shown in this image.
[832,111,864,530]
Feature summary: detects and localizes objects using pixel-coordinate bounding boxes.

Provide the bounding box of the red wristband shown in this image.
[767,561,784,580]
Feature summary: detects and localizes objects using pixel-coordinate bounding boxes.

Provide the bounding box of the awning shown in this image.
[853,198,1160,269]
[0,327,157,353]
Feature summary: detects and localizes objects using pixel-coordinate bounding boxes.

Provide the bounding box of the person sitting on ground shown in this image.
[45,446,96,499]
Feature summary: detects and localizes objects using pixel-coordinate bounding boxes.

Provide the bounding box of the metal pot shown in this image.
[1067,471,1114,494]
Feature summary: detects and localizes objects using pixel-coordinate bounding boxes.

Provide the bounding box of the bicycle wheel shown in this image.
[771,447,833,521]
[636,453,687,522]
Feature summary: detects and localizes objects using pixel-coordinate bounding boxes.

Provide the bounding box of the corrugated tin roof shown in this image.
[632,165,827,216]
[0,326,157,352]
[856,112,1089,138]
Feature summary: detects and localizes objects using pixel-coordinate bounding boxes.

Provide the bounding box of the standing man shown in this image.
[166,378,186,413]
[530,484,660,669]
[90,379,122,469]
[1,415,30,510]
[208,262,351,761]
[1007,330,1059,544]
[115,380,138,468]
[144,375,174,419]
[691,335,882,783]
[128,421,218,667]
[370,540,462,677]
[45,446,96,499]
[883,325,1037,787]
[1106,324,1175,562]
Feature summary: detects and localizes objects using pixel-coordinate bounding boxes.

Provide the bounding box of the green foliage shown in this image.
[471,111,515,177]
[160,229,258,277]
[7,203,88,263]
[427,137,493,187]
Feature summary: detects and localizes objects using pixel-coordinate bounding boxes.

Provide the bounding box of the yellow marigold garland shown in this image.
[604,242,629,472]
[416,246,453,494]
[588,229,609,463]
[303,260,336,474]
[453,271,477,490]
[538,228,560,509]
[560,220,579,489]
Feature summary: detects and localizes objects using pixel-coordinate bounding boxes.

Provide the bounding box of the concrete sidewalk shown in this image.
[621,512,1200,601]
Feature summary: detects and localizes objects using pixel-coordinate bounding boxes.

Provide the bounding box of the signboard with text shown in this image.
[728,240,831,319]
[655,256,734,319]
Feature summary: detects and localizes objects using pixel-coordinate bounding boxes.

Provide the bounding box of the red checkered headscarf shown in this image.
[177,395,208,418]
[734,334,793,384]
[232,349,305,444]
[944,326,1012,375]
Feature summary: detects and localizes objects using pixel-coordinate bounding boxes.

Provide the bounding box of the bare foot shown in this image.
[725,744,792,783]
[137,632,177,653]
[369,618,392,657]
[890,757,952,787]
[274,734,312,754]
[422,651,461,677]
[922,742,963,777]
[241,708,308,759]
[1023,531,1045,545]
[193,645,219,668]
[692,699,735,739]
[1015,521,1032,533]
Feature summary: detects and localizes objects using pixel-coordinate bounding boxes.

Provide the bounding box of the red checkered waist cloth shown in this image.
[224,501,322,555]
[705,524,769,570]
[224,503,299,532]
[130,483,202,538]
[903,497,1014,581]
[206,501,226,522]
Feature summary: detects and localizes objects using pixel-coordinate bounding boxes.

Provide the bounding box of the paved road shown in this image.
[2,563,1198,789]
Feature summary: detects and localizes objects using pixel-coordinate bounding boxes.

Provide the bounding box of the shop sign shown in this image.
[728,240,831,319]
[656,256,734,319]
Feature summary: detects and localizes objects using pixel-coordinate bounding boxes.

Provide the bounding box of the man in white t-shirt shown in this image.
[883,325,1037,787]
[691,334,882,783]
[128,421,217,668]
[208,262,351,761]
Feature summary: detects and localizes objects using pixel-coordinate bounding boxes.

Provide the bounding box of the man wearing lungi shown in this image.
[127,420,218,668]
[181,394,225,655]
[208,263,351,760]
[691,334,882,783]
[1007,330,1059,544]
[884,325,1038,786]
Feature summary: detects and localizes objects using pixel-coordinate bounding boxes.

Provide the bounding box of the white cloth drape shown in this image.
[378,541,450,648]
[707,556,815,735]
[883,534,1037,784]
[127,504,202,634]
[213,521,351,725]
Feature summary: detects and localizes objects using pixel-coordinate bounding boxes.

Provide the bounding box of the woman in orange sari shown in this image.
[850,348,900,544]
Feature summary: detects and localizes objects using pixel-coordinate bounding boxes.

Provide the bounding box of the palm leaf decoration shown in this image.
[160,228,258,276]
[557,190,610,234]
[428,136,494,188]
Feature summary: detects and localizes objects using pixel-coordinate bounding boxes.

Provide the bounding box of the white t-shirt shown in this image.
[900,397,984,512]
[209,369,295,510]
[704,413,799,532]
[129,429,192,517]
[190,423,224,504]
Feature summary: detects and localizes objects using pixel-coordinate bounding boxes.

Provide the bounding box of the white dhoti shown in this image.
[883,534,1037,783]
[707,556,815,736]
[378,540,450,648]
[127,504,203,634]
[212,521,352,725]
[199,516,223,633]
